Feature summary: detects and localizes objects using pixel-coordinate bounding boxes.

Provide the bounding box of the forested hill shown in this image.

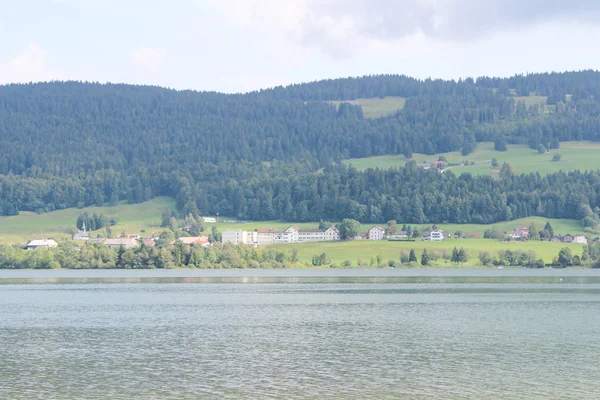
[1,71,600,224]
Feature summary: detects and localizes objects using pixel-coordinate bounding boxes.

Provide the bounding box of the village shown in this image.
[21,220,594,251]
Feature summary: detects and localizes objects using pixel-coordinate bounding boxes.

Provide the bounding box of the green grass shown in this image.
[0,197,176,245]
[329,97,406,119]
[211,216,584,237]
[343,141,600,176]
[271,239,585,267]
[514,95,547,107]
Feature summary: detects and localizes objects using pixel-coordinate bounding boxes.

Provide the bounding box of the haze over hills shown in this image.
[1,71,600,225]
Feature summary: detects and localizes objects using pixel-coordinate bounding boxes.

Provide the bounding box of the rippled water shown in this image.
[1,269,600,399]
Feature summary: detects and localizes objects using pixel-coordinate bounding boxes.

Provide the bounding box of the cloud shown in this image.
[0,43,53,83]
[209,0,600,59]
[130,48,167,72]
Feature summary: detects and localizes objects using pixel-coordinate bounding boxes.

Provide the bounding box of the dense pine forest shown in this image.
[1,71,600,224]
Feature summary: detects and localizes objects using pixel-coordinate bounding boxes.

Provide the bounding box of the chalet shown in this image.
[25,239,58,250]
[424,230,445,241]
[562,234,575,243]
[573,235,588,244]
[368,226,386,240]
[103,238,139,249]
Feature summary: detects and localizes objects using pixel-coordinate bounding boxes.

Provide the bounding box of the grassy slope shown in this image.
[0,197,176,245]
[343,141,600,176]
[329,97,407,119]
[271,239,585,267]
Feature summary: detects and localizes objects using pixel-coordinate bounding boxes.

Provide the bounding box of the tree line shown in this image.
[2,71,600,221]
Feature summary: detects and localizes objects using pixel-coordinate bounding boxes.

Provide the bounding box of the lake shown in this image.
[1,268,600,399]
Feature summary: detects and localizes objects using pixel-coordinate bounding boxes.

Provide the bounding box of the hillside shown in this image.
[343,141,600,176]
[2,71,600,226]
[0,197,175,245]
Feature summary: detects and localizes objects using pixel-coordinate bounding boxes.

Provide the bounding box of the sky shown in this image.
[1,0,600,93]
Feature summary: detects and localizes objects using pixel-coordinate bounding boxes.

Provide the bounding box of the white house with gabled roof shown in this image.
[368,226,386,240]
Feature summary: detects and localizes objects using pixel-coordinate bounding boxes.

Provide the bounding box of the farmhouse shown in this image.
[573,235,587,244]
[202,217,217,223]
[25,239,58,250]
[562,234,574,243]
[367,226,386,240]
[423,230,446,241]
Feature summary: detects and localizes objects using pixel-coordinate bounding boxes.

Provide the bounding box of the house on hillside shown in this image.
[367,226,386,240]
[562,234,575,243]
[25,239,58,250]
[417,163,431,170]
[573,235,587,244]
[202,217,217,223]
[424,230,445,241]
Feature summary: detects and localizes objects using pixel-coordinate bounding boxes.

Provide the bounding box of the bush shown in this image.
[552,154,562,162]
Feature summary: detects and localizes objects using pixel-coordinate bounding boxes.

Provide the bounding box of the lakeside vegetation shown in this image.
[343,141,600,176]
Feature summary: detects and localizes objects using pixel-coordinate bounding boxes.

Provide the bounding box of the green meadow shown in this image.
[329,96,407,119]
[343,141,600,176]
[0,197,176,245]
[271,239,585,267]
[212,216,584,237]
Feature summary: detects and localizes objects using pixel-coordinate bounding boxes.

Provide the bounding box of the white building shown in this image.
[368,226,386,240]
[222,230,257,245]
[574,235,588,244]
[202,217,217,223]
[25,239,58,250]
[425,230,445,241]
[230,226,340,246]
[297,226,340,242]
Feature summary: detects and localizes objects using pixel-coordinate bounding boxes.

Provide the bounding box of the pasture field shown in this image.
[329,96,406,119]
[0,197,176,245]
[271,238,585,267]
[343,141,600,176]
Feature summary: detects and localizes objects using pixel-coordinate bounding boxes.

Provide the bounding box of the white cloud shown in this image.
[0,43,53,83]
[130,48,167,72]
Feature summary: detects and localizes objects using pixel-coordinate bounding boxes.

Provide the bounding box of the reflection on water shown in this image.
[1,270,600,399]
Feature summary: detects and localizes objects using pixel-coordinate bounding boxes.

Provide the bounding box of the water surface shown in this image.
[1,269,599,399]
